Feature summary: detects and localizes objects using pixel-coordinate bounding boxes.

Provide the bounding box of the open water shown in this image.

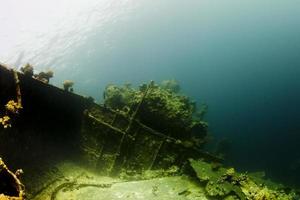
[0,0,300,186]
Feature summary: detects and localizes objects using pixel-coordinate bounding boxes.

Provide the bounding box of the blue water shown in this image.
[1,0,300,186]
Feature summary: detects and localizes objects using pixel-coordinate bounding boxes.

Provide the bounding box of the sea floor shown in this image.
[31,162,208,200]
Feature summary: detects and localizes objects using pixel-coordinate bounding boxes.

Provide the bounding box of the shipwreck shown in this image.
[0,63,298,200]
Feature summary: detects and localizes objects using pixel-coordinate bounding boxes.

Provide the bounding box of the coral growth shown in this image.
[63,80,74,92]
[5,100,22,114]
[187,159,297,200]
[103,80,208,146]
[0,71,22,129]
[20,63,54,84]
[33,70,54,84]
[160,79,181,93]
[0,100,22,129]
[0,116,11,129]
[20,63,34,77]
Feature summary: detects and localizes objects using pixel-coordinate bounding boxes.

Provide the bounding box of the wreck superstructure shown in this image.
[0,63,218,198]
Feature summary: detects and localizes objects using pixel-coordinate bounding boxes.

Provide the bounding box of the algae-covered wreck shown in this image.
[0,63,298,199]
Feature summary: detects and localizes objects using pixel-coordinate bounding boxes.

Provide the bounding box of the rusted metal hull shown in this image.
[0,63,220,197]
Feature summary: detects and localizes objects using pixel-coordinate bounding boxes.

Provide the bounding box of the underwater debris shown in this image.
[0,158,25,200]
[187,159,297,200]
[103,81,208,147]
[63,80,74,92]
